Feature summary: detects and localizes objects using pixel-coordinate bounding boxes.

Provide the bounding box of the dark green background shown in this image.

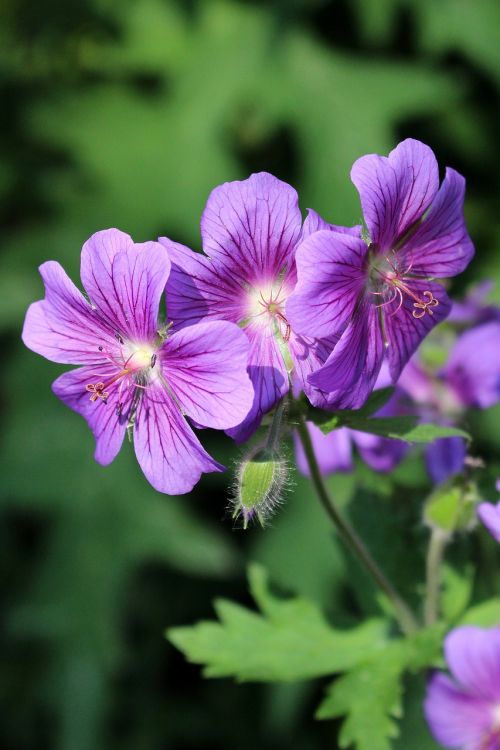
[1,1,500,748]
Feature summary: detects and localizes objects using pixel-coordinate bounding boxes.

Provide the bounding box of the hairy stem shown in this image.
[424,528,448,626]
[296,416,419,636]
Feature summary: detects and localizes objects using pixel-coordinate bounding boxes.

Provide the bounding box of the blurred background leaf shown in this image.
[1,0,499,748]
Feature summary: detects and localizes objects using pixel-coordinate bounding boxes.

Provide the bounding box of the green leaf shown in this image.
[441,563,474,622]
[168,564,388,682]
[314,411,470,444]
[460,598,500,627]
[316,628,444,750]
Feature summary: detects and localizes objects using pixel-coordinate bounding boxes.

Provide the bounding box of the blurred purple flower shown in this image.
[294,385,408,477]
[287,138,474,409]
[22,229,254,495]
[160,172,356,442]
[449,281,500,326]
[424,626,500,749]
[477,498,500,542]
[443,322,500,409]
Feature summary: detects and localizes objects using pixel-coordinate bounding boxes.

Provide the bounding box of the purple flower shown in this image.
[442,322,500,409]
[160,172,353,442]
[287,139,474,409]
[477,500,500,542]
[294,383,408,477]
[424,626,500,749]
[449,281,500,326]
[22,229,254,495]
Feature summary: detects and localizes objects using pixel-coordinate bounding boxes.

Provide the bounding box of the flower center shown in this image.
[246,280,291,342]
[86,342,157,403]
[369,250,439,319]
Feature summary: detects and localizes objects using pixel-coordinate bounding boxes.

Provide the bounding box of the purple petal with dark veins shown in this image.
[286,231,368,339]
[159,320,253,430]
[81,229,171,341]
[133,380,223,495]
[301,208,362,240]
[384,279,451,382]
[22,261,118,365]
[200,172,302,282]
[226,322,288,443]
[399,168,474,278]
[52,364,134,465]
[160,238,246,330]
[351,139,439,250]
[308,300,385,410]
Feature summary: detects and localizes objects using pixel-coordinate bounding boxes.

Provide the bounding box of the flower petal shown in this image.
[159,320,253,429]
[226,322,288,443]
[384,280,451,382]
[52,365,133,465]
[200,172,302,281]
[425,436,466,484]
[477,502,500,543]
[445,626,500,702]
[351,138,439,250]
[308,300,385,409]
[133,381,223,495]
[288,330,338,409]
[424,672,492,749]
[352,430,408,472]
[293,423,353,477]
[22,261,117,364]
[160,238,245,329]
[81,229,171,340]
[286,231,368,339]
[302,208,362,240]
[399,168,474,278]
[443,322,500,409]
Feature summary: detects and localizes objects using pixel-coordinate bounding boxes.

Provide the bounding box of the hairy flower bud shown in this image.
[231,445,289,529]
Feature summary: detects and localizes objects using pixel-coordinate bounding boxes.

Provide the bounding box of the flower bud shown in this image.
[424,478,479,535]
[231,445,289,528]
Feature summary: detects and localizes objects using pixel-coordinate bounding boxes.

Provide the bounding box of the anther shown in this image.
[85,382,109,402]
[98,345,103,351]
[151,354,157,368]
[412,290,439,319]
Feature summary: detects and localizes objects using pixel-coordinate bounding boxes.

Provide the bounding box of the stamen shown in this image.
[151,354,157,368]
[412,290,439,319]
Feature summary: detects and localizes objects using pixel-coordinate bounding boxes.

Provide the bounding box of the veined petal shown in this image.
[81,229,171,340]
[308,301,385,410]
[424,672,492,749]
[160,238,245,329]
[445,626,500,702]
[286,231,368,339]
[159,320,253,430]
[52,365,133,465]
[200,172,302,281]
[302,208,362,240]
[133,382,223,495]
[399,168,474,277]
[293,423,353,477]
[226,322,288,443]
[22,261,117,364]
[288,330,339,410]
[384,280,451,382]
[351,138,439,250]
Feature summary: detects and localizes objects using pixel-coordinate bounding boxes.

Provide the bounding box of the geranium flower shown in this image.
[160,172,352,442]
[424,626,500,749]
[22,229,254,495]
[287,139,474,409]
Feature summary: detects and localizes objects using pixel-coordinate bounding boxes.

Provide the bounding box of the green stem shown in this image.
[424,528,448,626]
[296,416,419,636]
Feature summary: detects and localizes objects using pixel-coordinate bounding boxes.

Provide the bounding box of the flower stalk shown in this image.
[295,414,419,636]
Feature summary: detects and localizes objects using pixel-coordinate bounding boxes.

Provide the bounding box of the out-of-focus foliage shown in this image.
[1,1,500,749]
